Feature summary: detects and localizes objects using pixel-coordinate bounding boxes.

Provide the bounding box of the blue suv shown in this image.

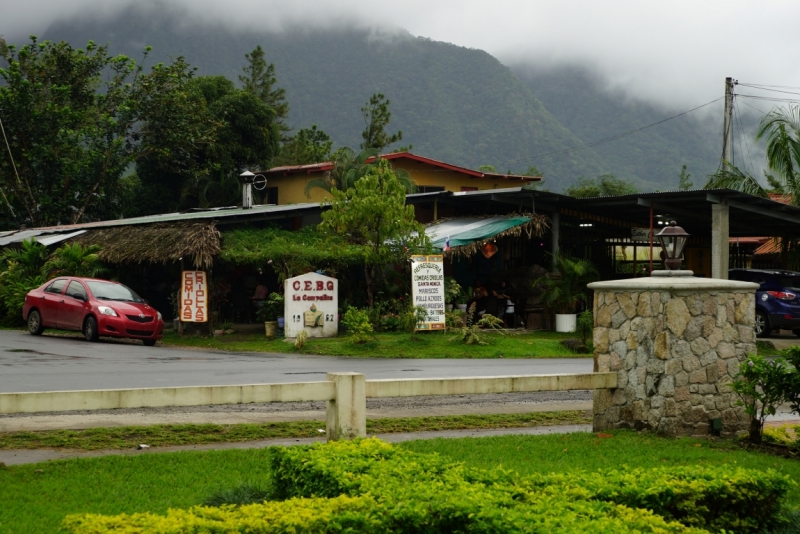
[728,268,800,338]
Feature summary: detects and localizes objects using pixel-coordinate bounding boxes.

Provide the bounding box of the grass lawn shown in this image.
[1,430,799,533]
[158,329,589,358]
[0,411,590,451]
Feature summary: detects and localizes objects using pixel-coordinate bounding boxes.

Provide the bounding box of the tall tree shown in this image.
[565,174,638,197]
[360,93,403,152]
[0,37,211,227]
[678,165,693,190]
[239,45,289,137]
[319,159,428,305]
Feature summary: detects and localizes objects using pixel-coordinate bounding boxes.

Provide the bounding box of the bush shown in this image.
[731,354,795,443]
[341,307,374,343]
[66,439,792,533]
[255,293,284,322]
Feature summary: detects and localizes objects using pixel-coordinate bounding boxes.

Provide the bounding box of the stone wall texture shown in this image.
[592,289,755,437]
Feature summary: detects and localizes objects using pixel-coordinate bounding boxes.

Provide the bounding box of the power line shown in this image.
[736,94,800,104]
[499,97,724,169]
[733,95,755,176]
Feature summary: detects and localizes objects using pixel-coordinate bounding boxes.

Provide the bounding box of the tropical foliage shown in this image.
[319,159,429,304]
[534,252,600,314]
[564,173,638,197]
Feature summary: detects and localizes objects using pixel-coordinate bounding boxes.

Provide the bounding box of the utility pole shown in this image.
[721,77,734,169]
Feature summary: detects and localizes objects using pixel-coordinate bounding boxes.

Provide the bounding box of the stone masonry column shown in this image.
[588,271,758,437]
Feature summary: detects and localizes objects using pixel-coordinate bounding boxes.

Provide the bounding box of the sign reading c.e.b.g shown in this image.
[411,254,445,331]
[284,272,338,338]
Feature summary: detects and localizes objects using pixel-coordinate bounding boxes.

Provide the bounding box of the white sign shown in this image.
[411,254,446,331]
[631,228,653,242]
[284,272,339,338]
[181,271,207,322]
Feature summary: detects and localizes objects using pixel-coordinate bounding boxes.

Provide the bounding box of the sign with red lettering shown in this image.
[284,272,338,338]
[181,271,208,323]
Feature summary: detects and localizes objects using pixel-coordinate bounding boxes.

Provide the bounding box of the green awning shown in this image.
[426,216,534,250]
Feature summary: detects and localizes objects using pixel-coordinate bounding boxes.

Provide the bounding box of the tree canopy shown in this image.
[564,174,638,198]
[239,45,290,137]
[319,159,428,304]
[0,37,208,227]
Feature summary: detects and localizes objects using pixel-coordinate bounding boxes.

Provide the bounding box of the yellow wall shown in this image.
[263,160,536,205]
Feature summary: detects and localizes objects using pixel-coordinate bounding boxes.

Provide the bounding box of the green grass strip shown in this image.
[0,411,590,451]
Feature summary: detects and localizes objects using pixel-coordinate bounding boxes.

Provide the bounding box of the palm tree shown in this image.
[756,105,800,203]
[304,147,416,198]
[534,252,600,314]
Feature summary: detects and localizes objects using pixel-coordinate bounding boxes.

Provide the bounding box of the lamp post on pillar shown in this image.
[655,221,689,271]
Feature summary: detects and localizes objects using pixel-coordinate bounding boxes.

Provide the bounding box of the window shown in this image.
[86,281,144,303]
[45,279,67,294]
[418,186,445,193]
[66,280,87,300]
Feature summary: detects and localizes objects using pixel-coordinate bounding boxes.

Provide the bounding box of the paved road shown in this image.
[0,330,593,393]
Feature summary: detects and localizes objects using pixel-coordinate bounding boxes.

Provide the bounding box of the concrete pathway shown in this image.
[0,424,592,466]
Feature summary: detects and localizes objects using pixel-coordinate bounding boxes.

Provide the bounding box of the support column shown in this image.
[551,211,560,269]
[326,372,366,441]
[711,204,730,279]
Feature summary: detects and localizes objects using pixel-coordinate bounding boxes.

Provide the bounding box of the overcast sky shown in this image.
[3,0,799,114]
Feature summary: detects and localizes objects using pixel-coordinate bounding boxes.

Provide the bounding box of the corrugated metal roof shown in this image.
[35,230,87,246]
[0,230,44,247]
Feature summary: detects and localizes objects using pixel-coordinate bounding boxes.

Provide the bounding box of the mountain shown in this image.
[511,64,726,190]
[35,2,727,192]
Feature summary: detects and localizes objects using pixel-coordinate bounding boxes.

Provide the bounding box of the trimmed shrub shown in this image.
[65,438,792,533]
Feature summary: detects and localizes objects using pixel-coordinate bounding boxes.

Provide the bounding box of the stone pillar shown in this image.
[589,271,758,437]
[326,372,366,441]
[711,204,730,279]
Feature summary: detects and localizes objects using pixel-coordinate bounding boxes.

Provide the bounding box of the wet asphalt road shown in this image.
[0,330,593,393]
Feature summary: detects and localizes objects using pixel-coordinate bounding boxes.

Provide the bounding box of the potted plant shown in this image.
[534,252,599,332]
[256,292,284,338]
[444,278,464,312]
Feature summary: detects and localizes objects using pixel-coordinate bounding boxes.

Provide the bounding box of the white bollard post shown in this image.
[325,372,366,441]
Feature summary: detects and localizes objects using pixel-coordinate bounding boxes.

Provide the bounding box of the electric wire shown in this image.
[498,96,724,169]
[733,95,755,177]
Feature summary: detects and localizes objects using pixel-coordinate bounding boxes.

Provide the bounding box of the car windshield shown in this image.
[86,281,144,303]
[778,276,800,291]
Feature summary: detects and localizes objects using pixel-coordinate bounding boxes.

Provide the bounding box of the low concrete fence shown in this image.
[0,372,616,440]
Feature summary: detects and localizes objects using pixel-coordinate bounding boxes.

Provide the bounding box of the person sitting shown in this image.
[250,281,268,322]
[493,280,515,327]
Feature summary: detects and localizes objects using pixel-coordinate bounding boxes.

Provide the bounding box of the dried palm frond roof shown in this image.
[71,222,220,268]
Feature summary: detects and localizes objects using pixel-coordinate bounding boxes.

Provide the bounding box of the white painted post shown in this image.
[326,372,366,441]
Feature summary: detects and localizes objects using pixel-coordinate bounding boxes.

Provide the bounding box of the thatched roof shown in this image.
[71,222,220,268]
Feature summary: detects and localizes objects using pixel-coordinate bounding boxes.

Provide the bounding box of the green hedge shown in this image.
[65,438,792,533]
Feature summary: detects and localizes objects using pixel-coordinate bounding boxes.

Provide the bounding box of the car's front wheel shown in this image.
[754,310,771,338]
[83,316,99,342]
[27,310,44,335]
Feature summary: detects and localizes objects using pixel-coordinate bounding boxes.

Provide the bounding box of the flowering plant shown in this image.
[731,355,793,443]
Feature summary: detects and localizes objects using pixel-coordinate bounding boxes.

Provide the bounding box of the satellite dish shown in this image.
[252,174,268,191]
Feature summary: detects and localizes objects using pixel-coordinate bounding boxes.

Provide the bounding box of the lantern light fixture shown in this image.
[655,220,689,270]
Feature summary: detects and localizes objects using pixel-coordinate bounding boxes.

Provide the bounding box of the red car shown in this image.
[23,277,164,346]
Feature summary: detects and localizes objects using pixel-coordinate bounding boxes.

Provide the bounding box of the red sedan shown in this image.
[23,277,164,346]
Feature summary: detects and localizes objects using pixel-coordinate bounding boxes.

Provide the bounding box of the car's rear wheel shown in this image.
[754,310,771,338]
[27,310,44,335]
[793,329,800,338]
[83,316,99,342]
[142,339,157,347]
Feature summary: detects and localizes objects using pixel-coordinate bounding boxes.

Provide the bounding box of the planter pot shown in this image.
[173,318,180,330]
[555,313,577,333]
[264,321,278,338]
[277,317,285,329]
[456,304,468,312]
[445,304,454,312]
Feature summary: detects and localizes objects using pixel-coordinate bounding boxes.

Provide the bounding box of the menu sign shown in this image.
[411,254,446,331]
[631,228,652,242]
[181,271,207,322]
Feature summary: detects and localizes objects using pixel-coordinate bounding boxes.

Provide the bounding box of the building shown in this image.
[257,151,541,205]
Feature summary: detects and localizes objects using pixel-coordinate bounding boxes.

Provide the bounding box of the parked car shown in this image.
[728,268,800,338]
[22,277,164,346]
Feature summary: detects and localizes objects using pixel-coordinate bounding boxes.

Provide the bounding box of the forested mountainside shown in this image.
[512,64,725,190]
[39,3,723,191]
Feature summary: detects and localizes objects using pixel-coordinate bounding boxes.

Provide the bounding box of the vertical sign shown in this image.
[284,272,339,338]
[411,254,445,330]
[181,271,207,322]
